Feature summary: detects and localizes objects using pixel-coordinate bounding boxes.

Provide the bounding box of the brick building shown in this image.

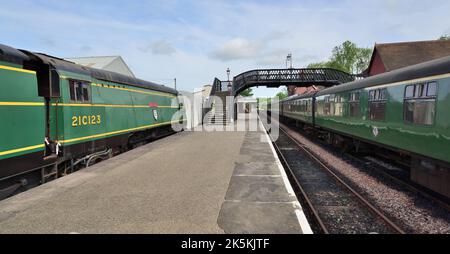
[366,39,450,76]
[288,39,450,96]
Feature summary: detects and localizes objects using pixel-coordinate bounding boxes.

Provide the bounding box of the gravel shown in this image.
[279,121,450,234]
[275,132,393,234]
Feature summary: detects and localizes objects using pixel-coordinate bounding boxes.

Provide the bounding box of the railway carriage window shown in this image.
[324,96,331,115]
[369,88,387,121]
[417,84,426,97]
[69,81,76,101]
[50,70,60,97]
[380,89,387,100]
[75,83,83,101]
[405,85,415,98]
[333,95,343,116]
[349,102,360,117]
[317,100,323,115]
[69,80,91,103]
[349,92,360,117]
[82,84,90,102]
[427,82,437,96]
[369,90,375,101]
[328,95,337,116]
[404,83,437,126]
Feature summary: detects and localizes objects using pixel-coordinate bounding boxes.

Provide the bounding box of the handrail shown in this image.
[232,68,356,96]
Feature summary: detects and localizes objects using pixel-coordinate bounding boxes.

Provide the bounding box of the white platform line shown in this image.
[226,200,300,204]
[233,175,282,177]
[258,118,314,234]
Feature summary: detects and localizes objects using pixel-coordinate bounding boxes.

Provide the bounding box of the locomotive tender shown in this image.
[273,56,450,198]
[0,43,182,195]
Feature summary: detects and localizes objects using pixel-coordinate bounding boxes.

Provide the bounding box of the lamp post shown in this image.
[226,68,231,93]
[286,53,292,69]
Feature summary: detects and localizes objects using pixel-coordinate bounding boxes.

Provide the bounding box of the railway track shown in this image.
[279,117,450,215]
[349,155,450,213]
[262,119,406,234]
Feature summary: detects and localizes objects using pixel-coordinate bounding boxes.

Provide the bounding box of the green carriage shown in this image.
[278,56,450,198]
[0,43,182,193]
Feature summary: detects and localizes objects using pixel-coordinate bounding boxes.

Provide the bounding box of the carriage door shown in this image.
[44,69,61,158]
[24,56,62,159]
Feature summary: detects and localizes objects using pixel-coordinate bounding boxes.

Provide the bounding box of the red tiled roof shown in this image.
[368,40,450,73]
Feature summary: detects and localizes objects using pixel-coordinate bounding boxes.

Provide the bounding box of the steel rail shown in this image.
[278,123,406,234]
[349,154,450,213]
[267,127,329,234]
[279,115,450,214]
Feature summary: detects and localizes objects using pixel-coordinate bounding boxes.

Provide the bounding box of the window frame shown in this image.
[68,79,92,103]
[403,82,438,126]
[323,96,331,115]
[368,88,388,122]
[348,91,361,118]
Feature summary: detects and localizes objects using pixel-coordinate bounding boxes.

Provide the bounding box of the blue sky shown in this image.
[1,0,449,97]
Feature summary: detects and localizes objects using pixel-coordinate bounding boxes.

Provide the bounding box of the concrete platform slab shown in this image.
[233,163,280,176]
[226,176,296,203]
[218,202,304,234]
[217,125,311,234]
[0,119,311,234]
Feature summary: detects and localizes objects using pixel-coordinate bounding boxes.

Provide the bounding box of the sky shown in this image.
[1,0,449,97]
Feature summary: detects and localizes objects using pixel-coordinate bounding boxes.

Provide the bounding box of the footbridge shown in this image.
[231,68,355,96]
[205,68,355,125]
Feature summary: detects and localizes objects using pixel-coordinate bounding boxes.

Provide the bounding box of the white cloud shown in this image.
[2,0,450,98]
[210,38,264,61]
[150,40,177,55]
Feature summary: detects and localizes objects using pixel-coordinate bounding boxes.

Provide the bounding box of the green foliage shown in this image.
[257,88,287,110]
[439,35,450,40]
[239,88,254,97]
[275,88,288,100]
[307,41,373,74]
[257,97,271,110]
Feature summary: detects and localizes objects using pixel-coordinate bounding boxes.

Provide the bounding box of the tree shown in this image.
[275,87,288,100]
[439,35,450,40]
[239,88,254,97]
[307,41,373,74]
[257,97,271,110]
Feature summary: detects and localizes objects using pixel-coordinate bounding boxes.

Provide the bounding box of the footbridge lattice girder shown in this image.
[232,68,356,96]
[205,68,356,123]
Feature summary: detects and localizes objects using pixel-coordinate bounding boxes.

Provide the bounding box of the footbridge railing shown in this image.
[232,68,356,96]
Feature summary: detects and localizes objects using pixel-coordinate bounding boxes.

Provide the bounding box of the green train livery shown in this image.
[0,44,183,197]
[277,56,450,198]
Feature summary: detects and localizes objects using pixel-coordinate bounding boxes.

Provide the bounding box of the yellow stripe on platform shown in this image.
[0,144,44,157]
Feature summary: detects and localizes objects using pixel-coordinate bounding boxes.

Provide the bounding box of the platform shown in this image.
[0,119,311,234]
